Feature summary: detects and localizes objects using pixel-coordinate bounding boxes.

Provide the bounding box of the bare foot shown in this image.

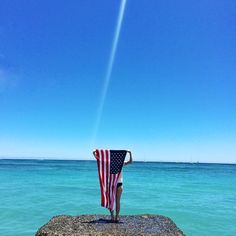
[115,215,120,223]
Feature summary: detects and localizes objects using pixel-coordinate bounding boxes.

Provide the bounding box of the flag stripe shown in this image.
[96,150,103,206]
[109,174,114,209]
[110,173,119,210]
[105,150,109,208]
[102,150,106,206]
[102,150,107,206]
[110,175,115,210]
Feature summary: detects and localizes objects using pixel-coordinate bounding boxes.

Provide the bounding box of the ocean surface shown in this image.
[0,159,235,236]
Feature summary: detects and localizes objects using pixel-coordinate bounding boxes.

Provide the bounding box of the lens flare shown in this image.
[91,0,127,146]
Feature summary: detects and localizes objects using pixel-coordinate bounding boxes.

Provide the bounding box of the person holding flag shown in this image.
[93,149,133,222]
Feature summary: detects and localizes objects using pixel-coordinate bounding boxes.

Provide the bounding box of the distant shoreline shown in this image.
[0,158,235,165]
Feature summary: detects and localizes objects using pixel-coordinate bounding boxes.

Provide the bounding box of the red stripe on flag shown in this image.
[105,149,109,208]
[101,150,105,207]
[96,150,104,207]
[109,174,114,210]
[103,150,107,207]
[110,174,117,210]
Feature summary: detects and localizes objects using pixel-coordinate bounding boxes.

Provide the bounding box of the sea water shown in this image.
[0,159,235,236]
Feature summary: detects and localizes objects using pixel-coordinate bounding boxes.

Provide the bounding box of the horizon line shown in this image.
[0,157,235,165]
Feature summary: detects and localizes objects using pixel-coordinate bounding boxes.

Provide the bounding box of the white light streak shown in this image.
[91,0,127,146]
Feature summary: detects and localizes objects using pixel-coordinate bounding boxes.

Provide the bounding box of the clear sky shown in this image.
[0,0,236,163]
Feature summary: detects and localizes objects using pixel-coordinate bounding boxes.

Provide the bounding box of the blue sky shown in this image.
[0,0,235,163]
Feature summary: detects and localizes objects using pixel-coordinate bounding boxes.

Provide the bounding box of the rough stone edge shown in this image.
[35,214,185,236]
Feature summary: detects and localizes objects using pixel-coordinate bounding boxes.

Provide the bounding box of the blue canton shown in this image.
[110,150,127,174]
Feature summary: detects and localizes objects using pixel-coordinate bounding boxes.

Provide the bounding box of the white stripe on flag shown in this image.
[103,150,107,206]
[107,151,110,208]
[110,173,119,210]
[109,174,113,210]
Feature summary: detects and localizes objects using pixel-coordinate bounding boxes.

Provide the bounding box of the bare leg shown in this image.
[115,186,123,222]
[110,209,115,222]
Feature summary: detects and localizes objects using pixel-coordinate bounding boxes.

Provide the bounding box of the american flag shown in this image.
[95,149,127,210]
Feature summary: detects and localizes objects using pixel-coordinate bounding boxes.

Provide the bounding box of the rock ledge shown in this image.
[36,214,184,236]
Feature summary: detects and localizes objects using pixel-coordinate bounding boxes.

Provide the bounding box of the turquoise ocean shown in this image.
[0,159,235,236]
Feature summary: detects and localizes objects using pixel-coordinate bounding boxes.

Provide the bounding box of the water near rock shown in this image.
[35,214,184,236]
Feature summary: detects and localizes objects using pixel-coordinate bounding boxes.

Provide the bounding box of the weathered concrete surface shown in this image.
[35,214,185,236]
